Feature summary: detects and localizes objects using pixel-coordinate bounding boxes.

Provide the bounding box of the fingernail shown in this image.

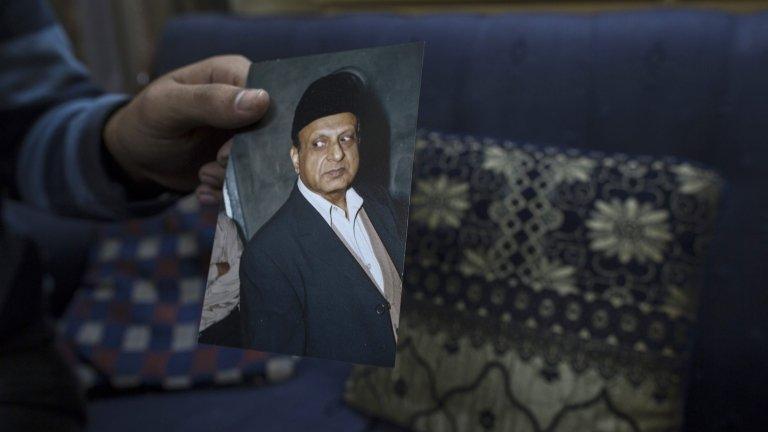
[235,88,267,112]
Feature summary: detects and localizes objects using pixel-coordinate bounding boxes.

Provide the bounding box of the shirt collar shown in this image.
[297,177,364,224]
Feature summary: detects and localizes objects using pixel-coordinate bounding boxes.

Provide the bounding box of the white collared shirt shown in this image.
[297,178,384,293]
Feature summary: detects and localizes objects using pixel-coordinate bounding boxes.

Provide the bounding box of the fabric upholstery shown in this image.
[86,359,370,432]
[144,10,768,430]
[345,131,723,431]
[60,197,292,392]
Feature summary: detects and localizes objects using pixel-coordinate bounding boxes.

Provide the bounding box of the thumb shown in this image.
[165,83,270,130]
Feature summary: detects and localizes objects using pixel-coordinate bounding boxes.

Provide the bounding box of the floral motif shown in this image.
[618,160,649,178]
[459,249,500,282]
[671,163,721,195]
[411,176,470,230]
[602,286,635,308]
[527,258,578,296]
[346,132,721,432]
[586,198,672,264]
[552,155,597,184]
[660,285,696,320]
[482,146,533,180]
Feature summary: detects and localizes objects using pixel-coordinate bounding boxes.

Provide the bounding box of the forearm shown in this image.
[1,5,173,219]
[15,91,176,219]
[2,1,266,219]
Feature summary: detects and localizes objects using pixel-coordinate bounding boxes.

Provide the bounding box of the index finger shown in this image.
[217,140,233,168]
[170,55,251,87]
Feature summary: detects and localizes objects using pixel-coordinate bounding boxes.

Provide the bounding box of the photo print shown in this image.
[198,43,423,367]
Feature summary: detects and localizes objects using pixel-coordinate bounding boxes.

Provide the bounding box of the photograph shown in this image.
[7,1,768,430]
[197,43,423,367]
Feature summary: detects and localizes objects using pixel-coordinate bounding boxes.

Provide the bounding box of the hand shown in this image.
[103,55,269,206]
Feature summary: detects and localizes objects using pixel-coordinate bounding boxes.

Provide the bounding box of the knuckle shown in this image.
[139,81,167,108]
[206,54,250,70]
[192,86,221,110]
[134,84,163,122]
[213,54,250,85]
[228,54,249,65]
[192,85,209,104]
[217,143,231,158]
[198,165,210,180]
[212,54,249,66]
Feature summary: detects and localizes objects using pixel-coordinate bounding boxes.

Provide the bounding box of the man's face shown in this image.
[291,112,359,199]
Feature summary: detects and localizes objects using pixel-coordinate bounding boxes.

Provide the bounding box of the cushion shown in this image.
[344,131,723,431]
[59,197,294,393]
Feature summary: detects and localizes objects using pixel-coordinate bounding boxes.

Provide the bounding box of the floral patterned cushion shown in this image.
[344,131,723,432]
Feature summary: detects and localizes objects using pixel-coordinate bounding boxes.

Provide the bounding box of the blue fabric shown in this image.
[150,10,768,431]
[87,359,367,432]
[1,1,118,322]
[0,0,172,344]
[0,0,54,42]
[0,21,130,215]
[0,2,175,427]
[61,200,277,393]
[0,0,96,341]
[155,11,741,160]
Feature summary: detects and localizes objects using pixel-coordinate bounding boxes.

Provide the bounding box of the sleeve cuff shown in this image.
[17,93,179,219]
[73,93,180,218]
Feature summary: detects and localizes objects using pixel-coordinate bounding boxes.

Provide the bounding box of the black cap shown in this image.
[291,70,365,147]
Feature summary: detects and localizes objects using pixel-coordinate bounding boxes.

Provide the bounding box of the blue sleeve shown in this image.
[0,0,174,219]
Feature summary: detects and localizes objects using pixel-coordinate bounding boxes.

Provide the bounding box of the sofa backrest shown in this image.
[155,11,768,430]
[157,11,765,172]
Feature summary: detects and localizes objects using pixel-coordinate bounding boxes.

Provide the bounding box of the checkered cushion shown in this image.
[60,197,291,392]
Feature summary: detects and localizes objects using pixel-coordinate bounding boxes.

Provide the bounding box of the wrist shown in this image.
[102,107,168,199]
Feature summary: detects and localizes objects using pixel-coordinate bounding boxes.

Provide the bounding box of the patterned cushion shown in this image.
[59,197,293,393]
[344,131,723,431]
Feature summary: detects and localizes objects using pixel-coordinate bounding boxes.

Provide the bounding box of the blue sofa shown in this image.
[77,10,767,432]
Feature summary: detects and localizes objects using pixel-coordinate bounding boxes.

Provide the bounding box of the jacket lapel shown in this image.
[288,185,387,302]
[357,187,404,276]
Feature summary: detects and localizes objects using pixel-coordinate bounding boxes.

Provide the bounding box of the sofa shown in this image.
[13,8,767,432]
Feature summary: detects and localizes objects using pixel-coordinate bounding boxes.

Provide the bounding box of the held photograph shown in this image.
[197,43,423,367]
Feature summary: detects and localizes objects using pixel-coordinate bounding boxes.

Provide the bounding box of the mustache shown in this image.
[323,166,347,174]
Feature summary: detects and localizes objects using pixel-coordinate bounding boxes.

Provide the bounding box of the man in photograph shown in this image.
[239,71,404,366]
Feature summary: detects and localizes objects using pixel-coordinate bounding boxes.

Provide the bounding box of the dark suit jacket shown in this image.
[239,183,404,366]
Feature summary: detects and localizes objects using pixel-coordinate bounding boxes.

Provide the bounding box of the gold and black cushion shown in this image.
[345,131,723,432]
